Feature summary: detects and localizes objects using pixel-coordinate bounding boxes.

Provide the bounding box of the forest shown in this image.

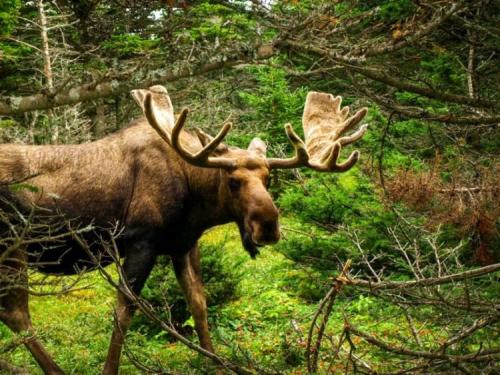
[0,1,499,374]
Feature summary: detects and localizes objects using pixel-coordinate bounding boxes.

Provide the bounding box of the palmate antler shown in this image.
[139,86,237,169]
[135,86,367,172]
[268,92,368,172]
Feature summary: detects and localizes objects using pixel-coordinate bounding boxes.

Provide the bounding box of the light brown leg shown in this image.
[102,241,156,375]
[172,245,214,352]
[0,250,64,375]
[102,291,135,375]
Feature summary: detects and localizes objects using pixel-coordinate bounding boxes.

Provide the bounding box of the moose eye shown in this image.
[228,178,241,192]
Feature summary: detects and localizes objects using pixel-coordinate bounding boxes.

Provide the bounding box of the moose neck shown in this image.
[181,163,233,231]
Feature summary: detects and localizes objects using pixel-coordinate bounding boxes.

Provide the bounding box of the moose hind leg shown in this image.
[172,244,214,352]
[0,251,64,374]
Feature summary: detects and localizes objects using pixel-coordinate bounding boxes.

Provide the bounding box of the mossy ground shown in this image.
[0,223,479,374]
[1,224,315,374]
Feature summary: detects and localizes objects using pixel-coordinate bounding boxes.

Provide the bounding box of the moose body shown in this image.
[0,86,367,374]
[1,119,241,273]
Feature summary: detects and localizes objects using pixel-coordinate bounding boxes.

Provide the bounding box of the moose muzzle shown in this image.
[247,214,280,246]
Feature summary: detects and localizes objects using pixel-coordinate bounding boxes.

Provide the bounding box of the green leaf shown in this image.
[9,183,39,193]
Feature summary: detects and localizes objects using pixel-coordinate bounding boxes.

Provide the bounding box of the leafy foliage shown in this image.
[0,0,20,35]
[237,65,308,148]
[276,170,398,300]
[134,240,243,336]
[102,34,160,58]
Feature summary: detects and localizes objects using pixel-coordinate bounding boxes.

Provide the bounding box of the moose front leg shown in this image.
[102,241,156,375]
[172,244,214,352]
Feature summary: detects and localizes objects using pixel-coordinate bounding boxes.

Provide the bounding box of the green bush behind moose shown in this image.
[134,241,243,336]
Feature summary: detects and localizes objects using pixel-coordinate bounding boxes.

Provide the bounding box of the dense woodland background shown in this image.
[0,1,499,374]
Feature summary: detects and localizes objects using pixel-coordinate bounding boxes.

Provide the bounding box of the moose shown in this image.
[0,85,368,374]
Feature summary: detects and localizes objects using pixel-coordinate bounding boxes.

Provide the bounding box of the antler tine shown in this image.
[169,107,192,159]
[268,92,368,172]
[338,123,369,147]
[310,142,360,172]
[144,92,236,169]
[267,123,309,169]
[171,110,234,167]
[334,108,369,150]
[309,120,368,172]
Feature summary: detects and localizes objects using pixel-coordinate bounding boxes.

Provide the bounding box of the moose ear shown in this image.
[248,137,267,157]
[132,85,175,130]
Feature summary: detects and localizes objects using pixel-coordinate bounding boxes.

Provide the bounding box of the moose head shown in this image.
[132,85,368,257]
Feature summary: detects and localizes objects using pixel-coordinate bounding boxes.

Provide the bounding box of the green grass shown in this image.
[1,223,495,374]
[0,224,317,374]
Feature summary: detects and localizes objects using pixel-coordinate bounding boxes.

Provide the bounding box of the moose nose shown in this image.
[249,218,281,245]
[261,220,281,243]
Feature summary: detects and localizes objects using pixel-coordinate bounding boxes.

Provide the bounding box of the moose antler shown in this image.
[268,92,368,172]
[143,90,236,169]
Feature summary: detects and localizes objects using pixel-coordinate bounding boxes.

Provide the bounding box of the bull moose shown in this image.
[0,85,368,374]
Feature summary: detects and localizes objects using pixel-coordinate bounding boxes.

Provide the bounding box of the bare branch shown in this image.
[306,260,351,373]
[347,263,500,290]
[349,1,465,58]
[0,359,29,375]
[346,323,500,363]
[281,39,500,110]
[0,44,276,116]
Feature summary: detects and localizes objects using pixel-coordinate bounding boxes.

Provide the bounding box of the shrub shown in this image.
[276,171,398,301]
[132,240,243,337]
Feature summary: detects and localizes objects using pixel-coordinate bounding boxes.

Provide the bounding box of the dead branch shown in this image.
[280,40,499,110]
[73,231,262,375]
[346,323,500,363]
[0,359,29,375]
[306,260,351,373]
[0,43,276,116]
[347,263,500,290]
[348,1,465,58]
